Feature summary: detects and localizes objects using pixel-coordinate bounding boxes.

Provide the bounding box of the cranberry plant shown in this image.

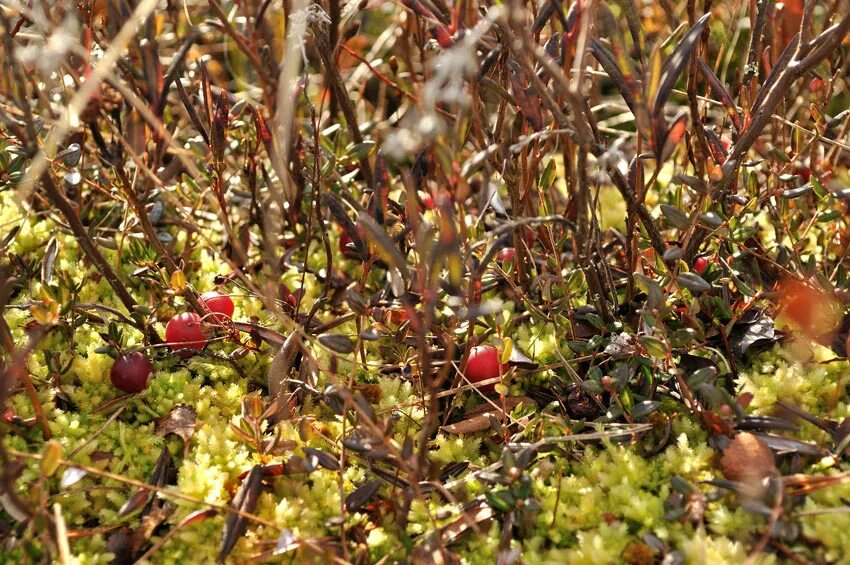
[1,0,850,562]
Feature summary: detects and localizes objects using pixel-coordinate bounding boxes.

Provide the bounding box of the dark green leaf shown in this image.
[219,465,264,563]
[678,271,711,293]
[652,14,711,116]
[318,333,355,354]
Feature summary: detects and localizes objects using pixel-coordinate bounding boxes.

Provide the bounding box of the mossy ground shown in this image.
[3,191,850,564]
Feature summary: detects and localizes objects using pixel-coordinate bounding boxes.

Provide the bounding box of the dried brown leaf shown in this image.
[156,404,197,445]
[720,432,777,483]
[442,397,533,434]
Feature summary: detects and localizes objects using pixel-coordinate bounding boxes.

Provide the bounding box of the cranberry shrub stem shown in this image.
[39,173,162,345]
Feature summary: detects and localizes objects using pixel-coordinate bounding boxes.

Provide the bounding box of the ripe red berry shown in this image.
[497,247,516,262]
[110,352,153,393]
[795,167,812,183]
[420,192,435,210]
[464,345,507,393]
[199,290,234,322]
[694,257,708,275]
[165,312,207,350]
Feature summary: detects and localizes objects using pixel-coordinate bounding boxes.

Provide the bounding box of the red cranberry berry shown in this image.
[420,192,435,210]
[795,167,812,183]
[199,290,234,322]
[165,312,207,350]
[497,247,516,262]
[694,257,709,275]
[464,345,507,393]
[110,352,153,393]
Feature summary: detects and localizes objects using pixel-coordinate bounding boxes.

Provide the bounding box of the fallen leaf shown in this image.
[156,404,197,445]
[441,397,533,435]
[720,432,777,484]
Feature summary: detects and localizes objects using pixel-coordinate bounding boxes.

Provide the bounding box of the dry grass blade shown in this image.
[267,332,302,402]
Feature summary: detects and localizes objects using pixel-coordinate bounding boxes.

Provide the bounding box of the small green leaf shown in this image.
[347,141,376,160]
[687,366,717,387]
[632,400,660,421]
[639,335,668,357]
[485,490,515,513]
[781,185,812,199]
[661,204,690,229]
[678,271,711,293]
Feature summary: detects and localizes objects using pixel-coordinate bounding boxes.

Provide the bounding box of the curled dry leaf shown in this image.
[156,404,197,445]
[267,332,302,402]
[441,396,534,435]
[720,432,777,484]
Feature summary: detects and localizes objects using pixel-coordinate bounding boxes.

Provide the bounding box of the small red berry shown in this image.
[795,167,812,183]
[845,333,850,358]
[694,257,708,275]
[808,77,825,92]
[199,290,234,322]
[497,247,516,262]
[432,24,454,48]
[165,312,207,350]
[420,192,435,210]
[110,352,153,393]
[464,345,507,393]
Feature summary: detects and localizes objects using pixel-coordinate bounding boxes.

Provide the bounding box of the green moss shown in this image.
[6,188,850,564]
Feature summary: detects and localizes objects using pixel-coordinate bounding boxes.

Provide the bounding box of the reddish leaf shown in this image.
[324,192,366,257]
[589,40,640,118]
[660,111,689,161]
[703,127,728,165]
[211,91,230,164]
[345,480,381,512]
[119,488,153,518]
[251,106,273,147]
[695,58,742,131]
[781,0,805,49]
[177,508,218,528]
[508,62,543,131]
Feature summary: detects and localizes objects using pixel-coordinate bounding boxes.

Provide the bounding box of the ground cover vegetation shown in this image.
[2,0,850,563]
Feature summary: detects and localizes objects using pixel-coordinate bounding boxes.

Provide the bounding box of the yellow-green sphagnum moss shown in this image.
[3,186,850,564]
